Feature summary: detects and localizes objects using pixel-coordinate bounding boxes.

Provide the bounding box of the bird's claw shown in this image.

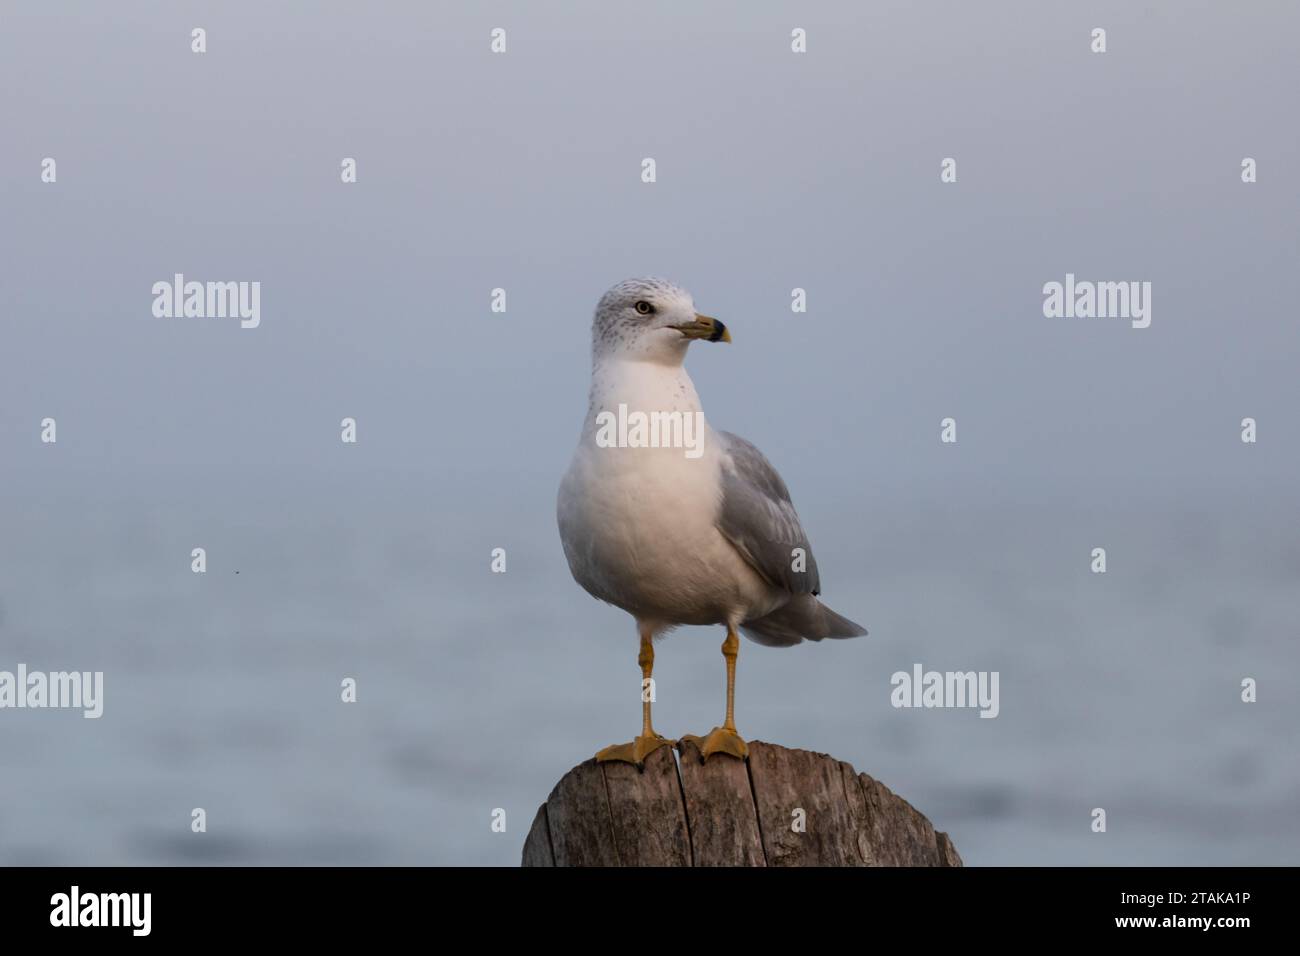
[595,733,675,767]
[679,727,749,762]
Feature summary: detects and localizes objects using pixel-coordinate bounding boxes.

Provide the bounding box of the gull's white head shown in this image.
[591,277,730,365]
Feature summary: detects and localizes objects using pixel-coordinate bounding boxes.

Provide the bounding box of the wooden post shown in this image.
[522,740,962,867]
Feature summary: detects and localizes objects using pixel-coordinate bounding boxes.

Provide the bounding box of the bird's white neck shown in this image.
[587,357,705,424]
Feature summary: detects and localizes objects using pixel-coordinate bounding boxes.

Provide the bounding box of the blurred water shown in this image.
[1,479,1295,865]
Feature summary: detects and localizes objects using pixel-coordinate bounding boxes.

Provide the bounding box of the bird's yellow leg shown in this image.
[679,627,749,762]
[595,630,675,766]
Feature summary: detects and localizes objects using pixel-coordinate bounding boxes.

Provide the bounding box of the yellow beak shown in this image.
[672,313,731,343]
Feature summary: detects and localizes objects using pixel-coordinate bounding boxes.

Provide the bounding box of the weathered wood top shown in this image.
[522,740,962,867]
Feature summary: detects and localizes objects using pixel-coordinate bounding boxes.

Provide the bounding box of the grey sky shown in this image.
[2,1,1296,502]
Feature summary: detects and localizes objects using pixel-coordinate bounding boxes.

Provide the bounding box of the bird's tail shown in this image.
[818,602,869,639]
[740,594,868,647]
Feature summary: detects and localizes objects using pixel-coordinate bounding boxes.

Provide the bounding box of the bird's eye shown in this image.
[634,301,654,316]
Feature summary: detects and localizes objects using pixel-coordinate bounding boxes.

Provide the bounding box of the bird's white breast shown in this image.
[558,359,774,627]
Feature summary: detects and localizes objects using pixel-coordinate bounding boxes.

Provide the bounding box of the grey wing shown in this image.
[715,430,821,595]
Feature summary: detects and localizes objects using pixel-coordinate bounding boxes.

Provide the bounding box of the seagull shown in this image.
[557,278,867,765]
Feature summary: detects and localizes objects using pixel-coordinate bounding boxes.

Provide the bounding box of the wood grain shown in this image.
[522,741,962,867]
